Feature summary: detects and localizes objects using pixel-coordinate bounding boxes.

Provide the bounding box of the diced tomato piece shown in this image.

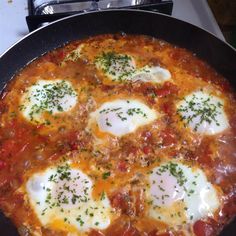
[161,102,173,115]
[58,50,65,59]
[101,85,115,92]
[1,140,15,153]
[193,220,214,236]
[155,82,178,97]
[148,230,159,236]
[117,161,128,172]
[111,192,129,209]
[111,193,123,208]
[132,189,145,216]
[110,192,131,215]
[159,129,176,147]
[143,145,152,154]
[123,225,140,236]
[0,160,7,170]
[222,199,236,216]
[155,88,171,97]
[156,233,172,236]
[0,140,28,158]
[42,53,59,64]
[142,131,153,142]
[42,53,55,63]
[89,230,104,236]
[127,146,138,156]
[55,131,82,152]
[111,190,144,216]
[196,137,213,166]
[70,142,78,150]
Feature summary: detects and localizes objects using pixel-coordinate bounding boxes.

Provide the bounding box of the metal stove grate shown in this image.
[26,0,173,31]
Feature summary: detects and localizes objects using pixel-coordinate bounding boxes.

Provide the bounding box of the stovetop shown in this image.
[30,0,172,15]
[26,0,173,31]
[0,0,225,55]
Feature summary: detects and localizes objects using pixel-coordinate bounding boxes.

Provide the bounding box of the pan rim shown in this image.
[0,8,235,236]
[0,8,235,59]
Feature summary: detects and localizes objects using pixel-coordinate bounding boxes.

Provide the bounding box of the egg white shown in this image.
[95,51,171,83]
[63,44,85,63]
[20,79,77,124]
[26,163,114,233]
[131,66,171,84]
[88,99,158,137]
[147,161,220,226]
[177,91,229,135]
[95,52,136,82]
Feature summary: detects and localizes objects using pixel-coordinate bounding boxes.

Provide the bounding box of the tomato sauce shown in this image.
[0,34,235,236]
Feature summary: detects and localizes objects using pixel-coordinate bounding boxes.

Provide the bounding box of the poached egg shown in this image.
[147,161,220,226]
[177,91,229,135]
[20,79,77,125]
[95,51,171,83]
[88,99,158,137]
[26,162,114,233]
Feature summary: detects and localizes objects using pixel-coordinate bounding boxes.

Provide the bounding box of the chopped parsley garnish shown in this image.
[76,216,84,226]
[56,163,71,181]
[127,108,147,118]
[100,191,106,200]
[95,51,135,81]
[156,162,187,187]
[102,171,111,180]
[177,93,223,131]
[21,80,77,123]
[43,163,90,215]
[150,162,200,209]
[105,118,112,127]
[10,111,17,118]
[99,106,148,127]
[39,161,108,226]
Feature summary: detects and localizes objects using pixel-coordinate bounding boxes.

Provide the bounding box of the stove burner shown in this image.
[26,0,173,31]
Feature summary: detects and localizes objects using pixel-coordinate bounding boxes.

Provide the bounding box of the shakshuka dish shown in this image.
[0,34,235,236]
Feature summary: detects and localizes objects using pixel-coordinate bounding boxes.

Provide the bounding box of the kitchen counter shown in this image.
[0,0,224,55]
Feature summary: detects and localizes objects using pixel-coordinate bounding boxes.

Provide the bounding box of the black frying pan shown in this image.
[0,9,235,236]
